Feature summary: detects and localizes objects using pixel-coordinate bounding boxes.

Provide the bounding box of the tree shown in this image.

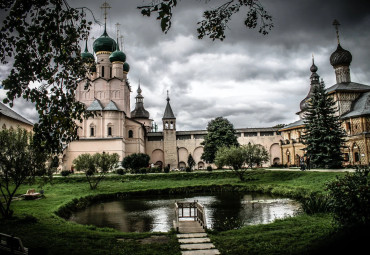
[302,81,346,168]
[187,154,195,170]
[244,142,269,169]
[0,128,49,218]
[1,0,93,154]
[201,117,239,163]
[215,143,269,181]
[122,153,150,172]
[138,0,273,40]
[73,152,119,190]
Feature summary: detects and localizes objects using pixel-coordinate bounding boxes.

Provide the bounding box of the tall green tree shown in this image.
[1,0,93,154]
[0,128,49,218]
[73,152,119,190]
[138,0,273,40]
[302,81,346,168]
[201,117,239,163]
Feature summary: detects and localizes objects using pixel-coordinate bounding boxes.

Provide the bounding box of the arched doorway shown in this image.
[178,161,186,170]
[152,149,164,168]
[270,143,280,166]
[198,161,205,169]
[352,143,360,164]
[178,147,189,166]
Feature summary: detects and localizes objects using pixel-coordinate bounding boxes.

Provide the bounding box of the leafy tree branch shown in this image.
[0,0,93,153]
[138,0,273,40]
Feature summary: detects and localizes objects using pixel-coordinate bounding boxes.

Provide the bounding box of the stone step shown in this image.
[180,243,215,250]
[178,237,211,244]
[181,249,221,255]
[177,233,208,239]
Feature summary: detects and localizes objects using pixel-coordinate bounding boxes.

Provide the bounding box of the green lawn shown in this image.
[0,170,357,254]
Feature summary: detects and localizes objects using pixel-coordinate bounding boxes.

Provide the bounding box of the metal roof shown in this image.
[0,102,33,126]
[104,100,119,111]
[341,92,370,119]
[87,99,103,111]
[163,100,176,119]
[279,119,305,131]
[326,82,370,94]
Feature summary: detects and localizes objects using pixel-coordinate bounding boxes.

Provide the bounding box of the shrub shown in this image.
[164,166,170,173]
[185,167,192,172]
[61,170,71,177]
[207,166,213,172]
[326,168,370,227]
[116,168,125,175]
[151,167,161,173]
[122,153,150,172]
[140,168,147,174]
[300,193,331,215]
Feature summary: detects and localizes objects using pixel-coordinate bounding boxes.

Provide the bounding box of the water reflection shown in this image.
[69,193,300,232]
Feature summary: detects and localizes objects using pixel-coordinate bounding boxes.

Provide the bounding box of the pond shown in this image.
[68,192,300,232]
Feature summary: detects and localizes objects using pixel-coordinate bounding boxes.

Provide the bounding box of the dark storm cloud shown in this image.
[1,0,370,131]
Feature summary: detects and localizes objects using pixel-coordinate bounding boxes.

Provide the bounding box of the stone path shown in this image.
[177,232,220,255]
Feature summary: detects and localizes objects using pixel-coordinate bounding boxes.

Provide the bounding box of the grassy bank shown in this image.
[0,170,348,254]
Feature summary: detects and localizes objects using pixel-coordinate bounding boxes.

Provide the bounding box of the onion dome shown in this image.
[310,61,318,73]
[81,40,94,61]
[131,84,150,119]
[93,25,117,53]
[109,39,126,63]
[330,44,352,67]
[123,62,130,73]
[300,59,320,112]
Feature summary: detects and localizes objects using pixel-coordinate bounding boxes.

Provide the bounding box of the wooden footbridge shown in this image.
[174,201,220,255]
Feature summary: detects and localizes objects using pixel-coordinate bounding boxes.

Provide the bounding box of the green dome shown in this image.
[123,62,130,72]
[81,51,94,60]
[109,43,126,63]
[93,29,117,53]
[81,40,94,61]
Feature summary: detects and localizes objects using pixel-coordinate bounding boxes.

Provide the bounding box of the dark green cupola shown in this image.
[93,24,117,53]
[123,62,130,73]
[109,37,126,63]
[81,40,94,61]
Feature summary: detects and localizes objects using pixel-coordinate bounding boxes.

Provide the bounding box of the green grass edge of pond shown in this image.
[0,170,363,255]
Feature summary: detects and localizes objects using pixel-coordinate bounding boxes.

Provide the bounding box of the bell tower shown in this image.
[162,91,177,170]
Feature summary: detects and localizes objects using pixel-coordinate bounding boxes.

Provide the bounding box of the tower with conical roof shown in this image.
[162,91,177,169]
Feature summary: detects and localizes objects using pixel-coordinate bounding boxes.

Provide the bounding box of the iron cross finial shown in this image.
[333,19,341,45]
[100,2,111,25]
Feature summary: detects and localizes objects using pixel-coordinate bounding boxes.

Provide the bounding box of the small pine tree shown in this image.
[302,80,346,168]
[187,154,195,170]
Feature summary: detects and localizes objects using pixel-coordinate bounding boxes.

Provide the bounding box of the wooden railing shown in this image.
[174,201,207,232]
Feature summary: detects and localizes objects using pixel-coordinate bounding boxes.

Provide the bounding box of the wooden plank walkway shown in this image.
[174,201,221,254]
[177,221,205,233]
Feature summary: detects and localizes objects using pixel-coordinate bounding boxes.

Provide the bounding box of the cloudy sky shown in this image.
[1,0,370,131]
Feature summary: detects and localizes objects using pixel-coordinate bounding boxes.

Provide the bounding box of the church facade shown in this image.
[279,23,370,167]
[61,26,283,171]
